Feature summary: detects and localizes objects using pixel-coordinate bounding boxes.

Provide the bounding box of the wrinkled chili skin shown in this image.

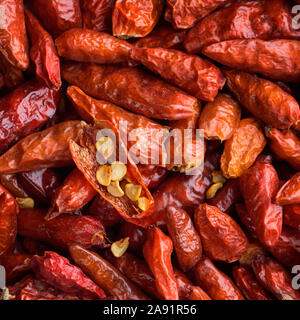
[0,80,60,154]
[166,206,202,272]
[0,121,84,174]
[0,0,29,70]
[240,162,283,247]
[33,0,82,38]
[275,172,300,206]
[24,9,61,89]
[252,255,300,300]
[48,168,96,219]
[220,118,266,179]
[225,70,300,130]
[283,204,300,230]
[80,0,115,33]
[0,185,18,258]
[119,222,146,252]
[203,39,300,83]
[0,53,24,90]
[194,204,249,262]
[184,0,300,53]
[62,62,196,120]
[265,128,300,171]
[143,227,179,300]
[17,209,108,250]
[112,0,163,38]
[29,251,106,300]
[165,0,230,29]
[198,93,241,141]
[207,178,241,213]
[194,257,244,300]
[232,265,271,300]
[138,165,168,190]
[131,47,225,102]
[69,245,150,300]
[56,28,134,65]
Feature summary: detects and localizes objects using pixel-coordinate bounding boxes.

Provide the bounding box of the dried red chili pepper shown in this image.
[0,0,29,70]
[0,53,24,90]
[32,0,82,38]
[143,227,179,300]
[62,62,196,120]
[46,168,96,220]
[29,251,106,300]
[198,93,241,141]
[232,265,272,300]
[119,222,146,252]
[283,204,300,230]
[69,244,150,300]
[225,70,300,130]
[220,118,266,179]
[265,127,300,171]
[252,255,300,300]
[203,39,300,83]
[137,165,168,190]
[56,28,134,65]
[194,204,249,262]
[24,9,61,89]
[0,80,60,154]
[112,0,163,38]
[21,237,50,256]
[0,121,85,174]
[275,172,300,205]
[184,0,300,53]
[17,208,109,250]
[188,286,211,300]
[0,185,18,258]
[134,24,186,49]
[194,257,244,300]
[166,206,202,271]
[165,0,230,29]
[131,47,225,102]
[240,161,282,247]
[0,174,29,198]
[80,0,115,33]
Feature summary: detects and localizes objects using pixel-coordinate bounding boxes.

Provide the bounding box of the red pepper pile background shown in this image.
[0,0,300,300]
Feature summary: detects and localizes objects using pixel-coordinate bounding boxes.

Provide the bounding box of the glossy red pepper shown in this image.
[119,222,147,252]
[276,172,300,205]
[283,204,300,230]
[138,165,168,190]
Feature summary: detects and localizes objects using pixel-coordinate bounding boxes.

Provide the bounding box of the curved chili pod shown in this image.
[69,121,155,228]
[56,28,134,65]
[0,80,60,154]
[184,0,300,53]
[134,24,187,49]
[240,162,282,247]
[69,244,150,300]
[112,0,163,38]
[0,121,85,174]
[203,39,300,83]
[0,53,24,90]
[143,227,179,300]
[32,0,82,38]
[131,47,225,102]
[81,0,114,32]
[194,204,249,262]
[0,0,29,70]
[194,257,244,300]
[47,168,96,220]
[221,118,266,179]
[252,255,300,300]
[166,206,202,271]
[283,204,300,230]
[17,208,108,250]
[165,0,230,29]
[232,265,271,300]
[62,62,196,120]
[276,172,300,205]
[0,185,18,258]
[225,70,300,129]
[24,9,61,89]
[198,93,241,141]
[29,251,106,300]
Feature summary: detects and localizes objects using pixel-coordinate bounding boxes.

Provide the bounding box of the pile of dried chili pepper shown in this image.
[0,0,300,301]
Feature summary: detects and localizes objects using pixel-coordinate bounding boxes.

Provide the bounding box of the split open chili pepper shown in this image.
[275,172,300,205]
[143,227,179,300]
[17,208,109,250]
[112,0,163,38]
[62,62,196,121]
[69,244,150,300]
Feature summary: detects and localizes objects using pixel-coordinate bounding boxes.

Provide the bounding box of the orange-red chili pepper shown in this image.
[283,204,300,230]
[276,172,300,205]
